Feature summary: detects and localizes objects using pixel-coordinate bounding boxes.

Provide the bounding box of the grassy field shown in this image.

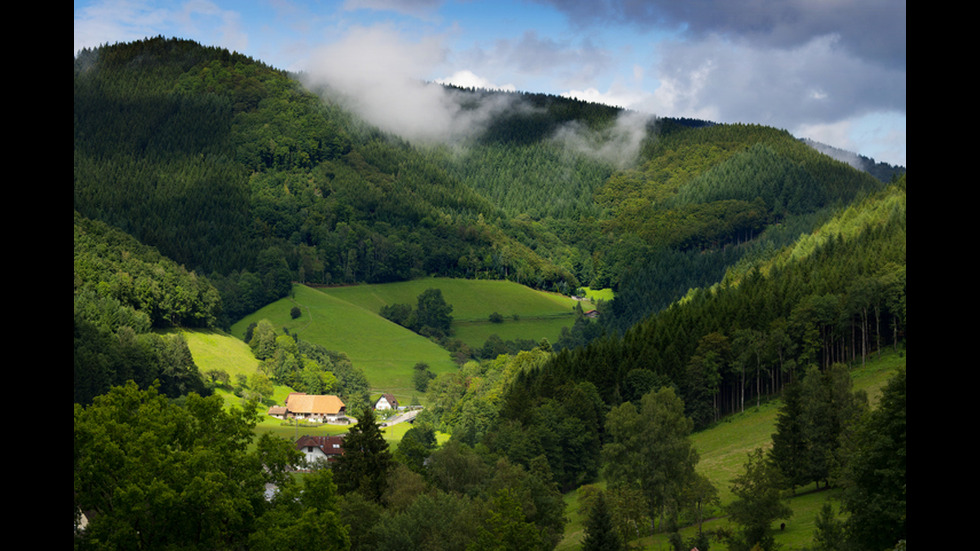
[317,277,586,321]
[230,284,458,404]
[318,277,592,349]
[577,286,614,303]
[556,349,906,550]
[178,329,260,381]
[221,279,602,401]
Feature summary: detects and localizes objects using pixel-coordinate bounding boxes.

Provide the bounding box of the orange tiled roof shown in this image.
[285,393,346,415]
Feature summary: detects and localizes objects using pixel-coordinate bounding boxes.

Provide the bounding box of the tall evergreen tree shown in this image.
[333,407,393,503]
[581,493,623,551]
[769,381,808,492]
[799,364,866,488]
[841,368,906,550]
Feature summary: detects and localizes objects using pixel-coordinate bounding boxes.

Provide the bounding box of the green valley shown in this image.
[75,37,905,551]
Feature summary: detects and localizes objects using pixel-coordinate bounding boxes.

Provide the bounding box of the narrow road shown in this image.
[381,408,422,427]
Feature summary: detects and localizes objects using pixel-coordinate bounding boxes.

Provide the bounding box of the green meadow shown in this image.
[224,279,600,402]
[190,277,608,428]
[230,284,457,403]
[179,329,260,381]
[318,277,592,349]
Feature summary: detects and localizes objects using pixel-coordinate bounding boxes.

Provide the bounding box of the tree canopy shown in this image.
[601,387,703,533]
[74,382,345,549]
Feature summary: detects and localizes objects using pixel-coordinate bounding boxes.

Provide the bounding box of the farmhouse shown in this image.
[375,393,399,411]
[281,393,348,423]
[266,405,288,419]
[295,435,344,468]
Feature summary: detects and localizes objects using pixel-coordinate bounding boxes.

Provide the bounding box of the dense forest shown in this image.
[74,37,905,550]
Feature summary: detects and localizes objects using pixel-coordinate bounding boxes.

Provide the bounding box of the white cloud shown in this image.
[301,24,519,144]
[436,70,516,92]
[550,109,655,168]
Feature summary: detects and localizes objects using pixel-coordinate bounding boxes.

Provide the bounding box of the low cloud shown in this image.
[300,22,650,166]
[551,110,654,169]
[302,25,530,143]
[436,70,517,92]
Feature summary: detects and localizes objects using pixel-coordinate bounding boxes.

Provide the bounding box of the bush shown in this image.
[489,312,504,323]
[290,306,301,319]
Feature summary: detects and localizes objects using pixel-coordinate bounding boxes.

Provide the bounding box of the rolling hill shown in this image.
[74,37,905,551]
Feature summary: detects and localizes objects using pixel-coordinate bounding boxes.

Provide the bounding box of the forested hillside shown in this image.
[75,37,899,327]
[74,37,583,325]
[508,177,906,430]
[75,38,905,551]
[74,212,218,403]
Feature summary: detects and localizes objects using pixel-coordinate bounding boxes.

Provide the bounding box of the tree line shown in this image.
[512,179,905,431]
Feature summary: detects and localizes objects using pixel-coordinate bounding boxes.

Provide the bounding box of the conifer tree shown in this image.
[581,493,623,551]
[333,407,393,503]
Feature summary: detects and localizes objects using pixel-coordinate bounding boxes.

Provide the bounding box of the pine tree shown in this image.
[581,493,623,551]
[769,381,808,492]
[841,368,906,550]
[333,407,393,503]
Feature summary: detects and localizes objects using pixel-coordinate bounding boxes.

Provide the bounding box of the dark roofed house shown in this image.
[375,393,399,411]
[295,435,345,468]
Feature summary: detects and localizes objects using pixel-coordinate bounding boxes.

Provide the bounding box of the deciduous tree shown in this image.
[602,387,700,532]
[726,448,792,551]
[74,382,301,549]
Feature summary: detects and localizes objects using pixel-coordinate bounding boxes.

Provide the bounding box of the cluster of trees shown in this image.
[378,288,454,339]
[312,403,568,551]
[475,334,542,360]
[74,382,349,550]
[769,364,867,492]
[710,366,907,551]
[423,352,719,546]
[241,319,371,408]
[74,213,216,404]
[771,367,907,550]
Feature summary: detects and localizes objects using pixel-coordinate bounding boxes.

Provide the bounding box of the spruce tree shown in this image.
[769,381,808,492]
[333,406,393,503]
[581,493,622,551]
